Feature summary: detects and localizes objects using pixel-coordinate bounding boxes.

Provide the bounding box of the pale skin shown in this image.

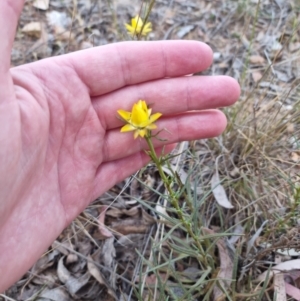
[0,0,240,292]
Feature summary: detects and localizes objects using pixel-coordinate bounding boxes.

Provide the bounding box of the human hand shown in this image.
[0,1,240,291]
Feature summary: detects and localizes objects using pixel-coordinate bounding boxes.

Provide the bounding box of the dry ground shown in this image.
[2,0,300,300]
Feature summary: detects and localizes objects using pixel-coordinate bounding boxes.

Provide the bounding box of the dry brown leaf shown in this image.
[87,256,107,285]
[21,22,42,38]
[291,152,299,163]
[57,257,90,295]
[285,282,300,300]
[204,228,234,301]
[98,206,113,238]
[31,254,53,274]
[211,171,234,209]
[66,253,78,264]
[274,256,287,301]
[33,0,49,10]
[285,270,300,281]
[228,223,244,245]
[176,25,195,38]
[54,26,75,41]
[106,206,156,235]
[255,259,300,283]
[289,42,300,53]
[282,270,300,300]
[26,24,51,58]
[250,55,265,65]
[32,271,57,287]
[110,210,156,235]
[106,206,140,218]
[247,220,268,255]
[287,123,295,133]
[57,256,72,282]
[101,237,116,269]
[251,71,263,82]
[37,287,72,301]
[52,240,70,256]
[110,220,153,235]
[87,255,117,300]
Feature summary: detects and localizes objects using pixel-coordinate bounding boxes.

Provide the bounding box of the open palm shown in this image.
[0,1,240,292]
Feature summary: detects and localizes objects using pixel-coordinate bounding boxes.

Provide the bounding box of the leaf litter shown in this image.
[5,0,300,300]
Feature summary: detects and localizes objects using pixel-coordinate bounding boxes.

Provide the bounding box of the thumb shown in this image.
[0,0,24,73]
[0,1,24,101]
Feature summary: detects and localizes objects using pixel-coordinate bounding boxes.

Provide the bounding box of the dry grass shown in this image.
[3,0,300,300]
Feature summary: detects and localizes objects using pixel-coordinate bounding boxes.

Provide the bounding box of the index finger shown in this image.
[58,40,213,96]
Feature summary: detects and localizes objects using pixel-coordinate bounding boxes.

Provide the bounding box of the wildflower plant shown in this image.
[117,100,161,139]
[117,100,208,261]
[125,15,152,38]
[117,99,172,199]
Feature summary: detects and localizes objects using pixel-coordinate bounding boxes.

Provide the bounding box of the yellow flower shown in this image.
[125,15,152,37]
[117,100,162,139]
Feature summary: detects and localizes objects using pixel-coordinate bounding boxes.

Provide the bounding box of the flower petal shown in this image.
[133,16,143,28]
[146,124,157,130]
[125,16,152,37]
[131,17,137,28]
[125,23,133,30]
[117,109,131,121]
[139,129,147,138]
[144,22,152,30]
[149,112,162,123]
[118,100,162,139]
[125,24,135,35]
[140,100,147,111]
[131,102,149,126]
[120,124,135,132]
[142,23,152,35]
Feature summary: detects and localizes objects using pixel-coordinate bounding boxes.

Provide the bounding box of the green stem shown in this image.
[144,134,207,261]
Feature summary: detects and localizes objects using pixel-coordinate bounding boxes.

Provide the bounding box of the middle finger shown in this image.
[92,75,240,130]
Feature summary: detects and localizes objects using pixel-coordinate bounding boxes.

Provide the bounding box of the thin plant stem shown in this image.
[144,134,208,263]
